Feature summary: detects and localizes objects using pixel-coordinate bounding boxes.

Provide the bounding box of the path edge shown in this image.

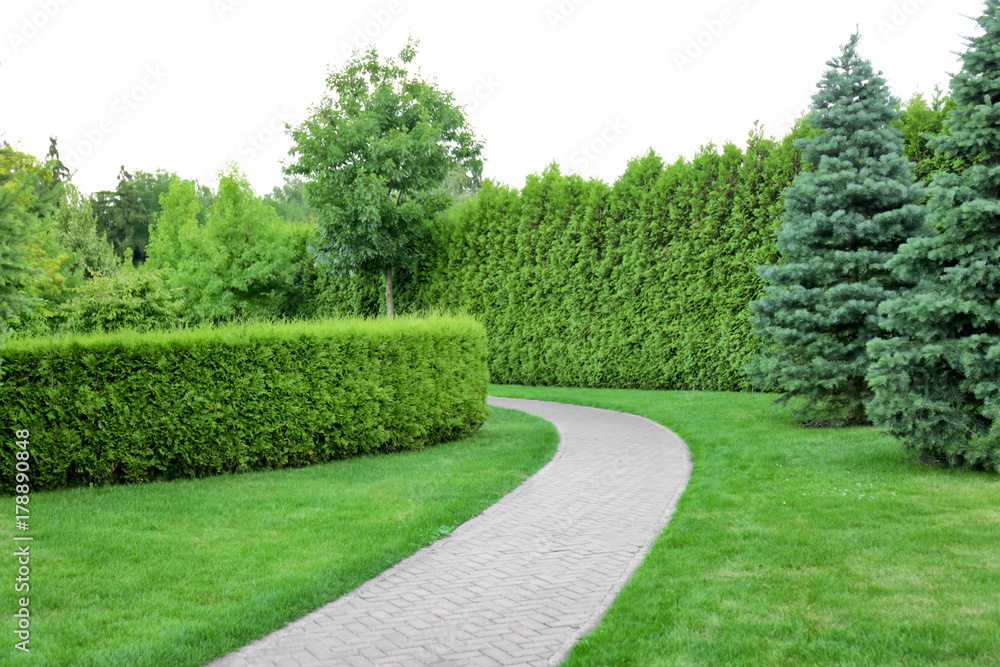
[487,397,694,667]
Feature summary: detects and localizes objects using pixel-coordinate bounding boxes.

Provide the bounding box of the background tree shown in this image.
[149,167,310,324]
[894,89,968,184]
[0,145,69,338]
[435,162,483,202]
[263,175,315,223]
[867,1,1000,470]
[44,137,70,195]
[1,148,48,347]
[53,182,119,280]
[91,167,154,266]
[129,169,214,224]
[145,175,206,273]
[286,37,483,317]
[747,34,926,425]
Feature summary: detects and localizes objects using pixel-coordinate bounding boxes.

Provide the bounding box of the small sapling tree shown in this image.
[286,37,483,318]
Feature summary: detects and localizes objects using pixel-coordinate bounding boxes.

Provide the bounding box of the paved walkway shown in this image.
[209,397,692,667]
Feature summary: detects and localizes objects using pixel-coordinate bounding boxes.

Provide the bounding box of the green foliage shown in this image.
[148,168,312,325]
[130,168,215,225]
[747,34,926,425]
[263,175,315,223]
[145,175,205,273]
[130,168,177,221]
[60,264,182,334]
[406,127,802,390]
[895,88,960,183]
[0,145,65,340]
[0,314,488,491]
[53,182,120,280]
[867,1,1000,471]
[435,162,484,202]
[91,167,154,266]
[0,152,40,342]
[45,137,70,187]
[286,37,483,317]
[296,265,390,319]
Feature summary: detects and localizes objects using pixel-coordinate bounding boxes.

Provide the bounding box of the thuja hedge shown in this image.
[404,130,805,390]
[0,314,488,491]
[293,108,953,392]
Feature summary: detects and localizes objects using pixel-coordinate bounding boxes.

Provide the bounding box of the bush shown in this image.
[59,265,182,334]
[0,314,488,491]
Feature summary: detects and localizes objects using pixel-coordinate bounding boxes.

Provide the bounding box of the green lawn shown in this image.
[489,385,1000,666]
[9,387,998,666]
[1,406,558,667]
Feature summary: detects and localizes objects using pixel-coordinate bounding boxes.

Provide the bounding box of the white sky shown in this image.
[0,0,987,197]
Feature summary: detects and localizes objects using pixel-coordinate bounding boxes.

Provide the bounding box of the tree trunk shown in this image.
[846,401,869,426]
[383,266,395,319]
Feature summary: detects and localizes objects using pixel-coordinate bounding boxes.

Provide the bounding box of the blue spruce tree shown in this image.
[867,2,1000,470]
[748,34,926,425]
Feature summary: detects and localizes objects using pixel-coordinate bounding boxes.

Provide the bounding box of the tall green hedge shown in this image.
[0,314,487,491]
[405,129,804,390]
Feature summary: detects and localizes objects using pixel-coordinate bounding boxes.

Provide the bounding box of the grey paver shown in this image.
[208,397,692,666]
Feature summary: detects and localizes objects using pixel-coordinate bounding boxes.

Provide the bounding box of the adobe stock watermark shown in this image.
[238,107,295,163]
[7,0,72,54]
[13,428,32,653]
[569,116,628,172]
[63,65,168,170]
[672,0,752,74]
[428,617,472,657]
[338,0,412,58]
[532,449,631,554]
[544,0,590,31]
[213,0,247,20]
[876,0,932,40]
[459,74,501,115]
[763,107,808,141]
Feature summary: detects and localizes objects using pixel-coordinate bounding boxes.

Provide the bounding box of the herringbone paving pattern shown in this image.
[208,397,691,666]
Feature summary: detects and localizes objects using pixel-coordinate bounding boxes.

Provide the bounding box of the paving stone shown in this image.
[208,397,691,666]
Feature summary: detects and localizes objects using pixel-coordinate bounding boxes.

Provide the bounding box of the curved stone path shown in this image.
[209,397,692,667]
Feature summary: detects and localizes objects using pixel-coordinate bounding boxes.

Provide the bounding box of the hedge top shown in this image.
[2,312,484,357]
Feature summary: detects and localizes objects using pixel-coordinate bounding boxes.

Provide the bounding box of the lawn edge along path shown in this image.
[209,397,692,667]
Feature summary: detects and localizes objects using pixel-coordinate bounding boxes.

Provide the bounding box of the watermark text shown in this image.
[12,428,32,653]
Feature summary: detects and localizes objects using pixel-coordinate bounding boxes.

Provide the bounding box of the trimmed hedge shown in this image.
[405,131,804,390]
[0,314,488,491]
[298,107,952,393]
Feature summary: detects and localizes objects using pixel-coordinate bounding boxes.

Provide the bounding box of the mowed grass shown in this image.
[489,385,1000,667]
[1,406,557,667]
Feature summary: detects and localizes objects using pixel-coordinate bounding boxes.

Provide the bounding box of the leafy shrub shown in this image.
[0,314,488,491]
[60,265,182,334]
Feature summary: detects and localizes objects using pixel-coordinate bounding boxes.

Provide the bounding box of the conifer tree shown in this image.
[747,34,926,424]
[91,167,153,266]
[867,2,1000,470]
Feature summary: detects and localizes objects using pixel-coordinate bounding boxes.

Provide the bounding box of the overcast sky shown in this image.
[0,0,987,197]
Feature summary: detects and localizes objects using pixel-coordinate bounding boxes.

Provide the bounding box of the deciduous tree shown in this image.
[53,182,119,280]
[149,168,309,324]
[286,37,483,317]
